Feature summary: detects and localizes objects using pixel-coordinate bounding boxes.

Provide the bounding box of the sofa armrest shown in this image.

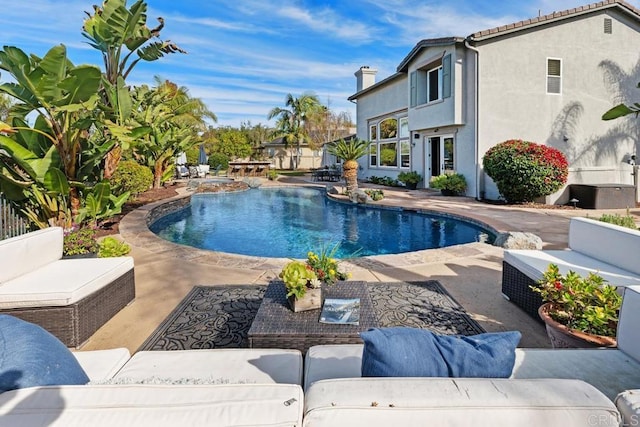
[72,348,131,382]
[0,227,63,283]
[618,286,640,362]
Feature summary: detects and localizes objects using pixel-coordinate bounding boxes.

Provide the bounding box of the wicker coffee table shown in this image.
[248,281,379,353]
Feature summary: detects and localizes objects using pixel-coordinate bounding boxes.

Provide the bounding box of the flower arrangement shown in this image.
[279,243,351,299]
[530,264,622,337]
[63,226,99,256]
[306,243,350,286]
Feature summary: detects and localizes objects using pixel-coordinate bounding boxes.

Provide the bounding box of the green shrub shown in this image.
[63,227,99,256]
[430,173,467,194]
[98,236,131,258]
[364,189,384,201]
[208,152,229,170]
[110,160,153,197]
[397,171,422,185]
[483,139,568,203]
[597,212,637,230]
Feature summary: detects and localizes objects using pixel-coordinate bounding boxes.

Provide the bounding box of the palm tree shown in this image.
[327,138,369,194]
[267,93,321,169]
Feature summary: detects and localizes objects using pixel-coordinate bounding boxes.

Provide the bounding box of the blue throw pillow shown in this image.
[0,315,89,392]
[361,327,521,378]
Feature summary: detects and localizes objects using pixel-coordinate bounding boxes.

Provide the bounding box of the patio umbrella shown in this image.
[198,144,208,165]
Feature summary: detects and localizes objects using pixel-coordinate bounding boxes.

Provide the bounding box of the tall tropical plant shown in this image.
[267,93,321,169]
[327,138,369,194]
[83,0,186,178]
[602,81,640,120]
[129,80,214,188]
[0,44,115,223]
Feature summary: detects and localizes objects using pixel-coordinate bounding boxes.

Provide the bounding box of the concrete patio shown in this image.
[80,178,640,353]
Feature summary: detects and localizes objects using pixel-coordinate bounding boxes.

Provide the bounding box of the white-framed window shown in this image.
[367,116,410,169]
[547,58,562,94]
[410,54,451,107]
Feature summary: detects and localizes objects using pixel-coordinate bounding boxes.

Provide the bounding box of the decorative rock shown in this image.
[326,186,340,195]
[350,189,371,204]
[494,232,543,250]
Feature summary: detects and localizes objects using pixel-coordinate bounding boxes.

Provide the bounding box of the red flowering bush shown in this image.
[482,139,568,203]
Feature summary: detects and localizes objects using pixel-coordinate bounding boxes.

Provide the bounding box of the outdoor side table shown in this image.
[248,281,379,354]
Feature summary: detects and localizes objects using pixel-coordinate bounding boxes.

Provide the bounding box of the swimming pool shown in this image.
[149,187,494,259]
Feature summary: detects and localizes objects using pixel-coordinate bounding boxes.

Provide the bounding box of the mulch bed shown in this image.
[96,182,186,238]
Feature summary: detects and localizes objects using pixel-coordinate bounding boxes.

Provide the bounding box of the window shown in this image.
[399,117,409,138]
[400,140,411,168]
[410,54,451,107]
[547,58,562,94]
[379,118,397,139]
[368,116,409,169]
[369,143,377,167]
[370,124,377,140]
[379,142,398,167]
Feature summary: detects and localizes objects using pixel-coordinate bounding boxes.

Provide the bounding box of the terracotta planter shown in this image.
[538,303,617,349]
[287,287,322,312]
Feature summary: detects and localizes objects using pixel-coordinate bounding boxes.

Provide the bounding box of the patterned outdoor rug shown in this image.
[139,281,485,351]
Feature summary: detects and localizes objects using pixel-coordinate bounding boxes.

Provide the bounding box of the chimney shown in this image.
[355,66,378,92]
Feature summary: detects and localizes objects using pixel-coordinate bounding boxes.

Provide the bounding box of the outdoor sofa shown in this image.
[302,285,640,426]
[502,216,640,319]
[3,285,640,425]
[0,227,135,347]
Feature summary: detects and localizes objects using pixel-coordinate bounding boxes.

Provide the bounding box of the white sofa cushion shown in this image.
[115,349,303,385]
[0,257,134,308]
[0,227,63,284]
[503,249,640,287]
[569,217,640,276]
[618,286,640,362]
[303,378,619,427]
[0,384,303,427]
[305,343,640,401]
[304,344,362,390]
[72,348,131,382]
[615,389,640,426]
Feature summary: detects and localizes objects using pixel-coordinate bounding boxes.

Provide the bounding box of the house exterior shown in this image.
[349,0,640,203]
[262,131,356,170]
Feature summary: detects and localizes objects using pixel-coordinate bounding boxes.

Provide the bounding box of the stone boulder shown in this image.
[493,232,543,250]
[349,189,371,204]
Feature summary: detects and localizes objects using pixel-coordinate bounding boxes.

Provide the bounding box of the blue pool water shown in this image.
[150,187,493,259]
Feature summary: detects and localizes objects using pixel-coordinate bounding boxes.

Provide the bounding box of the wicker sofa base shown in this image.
[501,261,543,321]
[0,268,136,348]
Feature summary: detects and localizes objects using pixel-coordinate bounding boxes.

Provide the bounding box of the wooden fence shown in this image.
[0,194,28,240]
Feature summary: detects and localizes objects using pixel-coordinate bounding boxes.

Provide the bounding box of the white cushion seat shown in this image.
[0,257,134,309]
[503,249,640,287]
[303,378,619,427]
[0,384,304,427]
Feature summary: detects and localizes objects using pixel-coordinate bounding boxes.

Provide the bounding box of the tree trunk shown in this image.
[153,161,163,189]
[343,162,358,194]
[103,146,122,180]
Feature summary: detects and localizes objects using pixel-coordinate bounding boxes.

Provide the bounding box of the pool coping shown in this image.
[119,183,506,272]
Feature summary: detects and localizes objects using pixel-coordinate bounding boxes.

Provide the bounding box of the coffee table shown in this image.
[248,281,379,353]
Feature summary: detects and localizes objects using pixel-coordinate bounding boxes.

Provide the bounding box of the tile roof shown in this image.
[469,0,640,41]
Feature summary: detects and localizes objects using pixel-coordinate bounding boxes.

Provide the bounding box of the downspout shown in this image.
[464,38,482,200]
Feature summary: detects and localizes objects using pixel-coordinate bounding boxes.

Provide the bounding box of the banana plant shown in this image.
[83,0,186,178]
[75,182,130,227]
[0,44,121,229]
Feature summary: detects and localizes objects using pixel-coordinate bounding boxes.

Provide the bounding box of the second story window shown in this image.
[547,58,562,94]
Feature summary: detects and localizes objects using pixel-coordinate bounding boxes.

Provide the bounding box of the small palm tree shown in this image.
[327,138,369,194]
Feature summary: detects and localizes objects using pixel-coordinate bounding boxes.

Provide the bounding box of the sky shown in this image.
[1,0,639,128]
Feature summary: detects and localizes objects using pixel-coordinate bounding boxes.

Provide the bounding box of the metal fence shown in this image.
[1,194,28,240]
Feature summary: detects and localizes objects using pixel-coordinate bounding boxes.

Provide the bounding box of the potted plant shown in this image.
[397,171,422,190]
[279,260,322,312]
[279,243,351,312]
[430,173,467,196]
[530,264,622,348]
[63,226,99,258]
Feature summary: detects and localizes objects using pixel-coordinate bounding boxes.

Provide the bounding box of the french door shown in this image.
[427,136,455,179]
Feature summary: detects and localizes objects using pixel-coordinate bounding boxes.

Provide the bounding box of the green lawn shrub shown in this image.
[110,160,153,198]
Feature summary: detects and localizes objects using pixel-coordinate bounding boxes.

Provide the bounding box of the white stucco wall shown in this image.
[475,10,640,203]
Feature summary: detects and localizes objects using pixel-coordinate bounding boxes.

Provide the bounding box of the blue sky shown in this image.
[1,0,639,127]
